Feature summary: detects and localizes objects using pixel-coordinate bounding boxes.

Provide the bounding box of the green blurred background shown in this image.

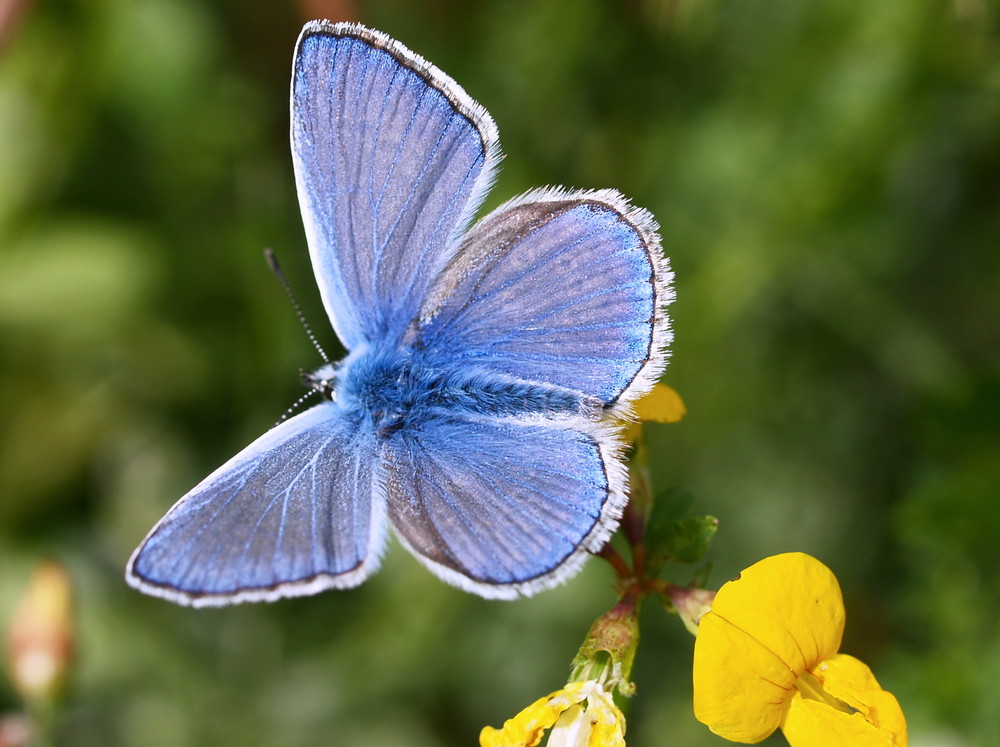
[1,0,998,744]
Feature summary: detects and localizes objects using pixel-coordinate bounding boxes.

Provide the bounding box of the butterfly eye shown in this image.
[375,413,405,438]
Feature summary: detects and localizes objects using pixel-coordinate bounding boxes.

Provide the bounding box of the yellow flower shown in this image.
[634,383,686,423]
[625,383,685,441]
[481,680,625,747]
[692,552,907,746]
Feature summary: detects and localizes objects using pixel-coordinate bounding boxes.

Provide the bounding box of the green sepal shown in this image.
[570,598,641,696]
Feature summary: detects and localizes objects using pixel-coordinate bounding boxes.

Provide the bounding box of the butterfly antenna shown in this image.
[264,248,330,364]
[275,387,320,425]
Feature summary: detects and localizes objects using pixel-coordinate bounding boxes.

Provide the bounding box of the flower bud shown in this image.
[667,586,716,636]
[4,560,75,703]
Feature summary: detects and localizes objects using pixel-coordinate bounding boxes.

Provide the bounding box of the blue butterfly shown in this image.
[125,21,673,607]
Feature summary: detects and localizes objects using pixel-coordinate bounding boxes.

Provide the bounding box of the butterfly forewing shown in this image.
[292,22,500,349]
[126,405,385,607]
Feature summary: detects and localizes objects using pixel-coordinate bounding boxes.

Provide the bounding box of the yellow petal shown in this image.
[713,553,844,672]
[693,611,797,742]
[587,692,627,747]
[622,421,644,443]
[589,720,626,747]
[783,692,907,745]
[480,684,589,747]
[782,654,907,746]
[692,553,846,742]
[634,384,686,423]
[547,682,627,747]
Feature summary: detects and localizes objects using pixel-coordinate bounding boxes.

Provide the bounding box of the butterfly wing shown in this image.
[411,188,673,410]
[291,21,501,349]
[125,405,385,607]
[382,414,622,598]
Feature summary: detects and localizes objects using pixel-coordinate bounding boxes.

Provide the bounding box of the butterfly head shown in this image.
[302,346,418,437]
[301,363,339,401]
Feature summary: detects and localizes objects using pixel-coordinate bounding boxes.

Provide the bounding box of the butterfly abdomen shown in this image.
[424,367,595,420]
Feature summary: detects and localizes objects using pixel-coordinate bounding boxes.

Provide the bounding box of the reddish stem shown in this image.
[596,543,632,581]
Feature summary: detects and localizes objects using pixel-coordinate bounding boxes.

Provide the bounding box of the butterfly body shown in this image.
[324,345,596,435]
[126,21,672,607]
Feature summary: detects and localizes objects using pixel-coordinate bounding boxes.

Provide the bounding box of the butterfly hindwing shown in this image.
[126,405,385,607]
[412,188,672,409]
[381,414,624,598]
[292,22,500,349]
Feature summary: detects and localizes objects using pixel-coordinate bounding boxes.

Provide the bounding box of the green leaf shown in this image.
[645,488,718,574]
[648,486,695,523]
[665,516,719,564]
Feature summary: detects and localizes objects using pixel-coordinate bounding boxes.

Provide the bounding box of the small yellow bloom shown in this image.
[625,383,685,441]
[692,553,907,746]
[634,383,686,423]
[481,680,625,747]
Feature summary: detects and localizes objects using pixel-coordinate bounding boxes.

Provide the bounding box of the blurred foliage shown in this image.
[0,0,998,745]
